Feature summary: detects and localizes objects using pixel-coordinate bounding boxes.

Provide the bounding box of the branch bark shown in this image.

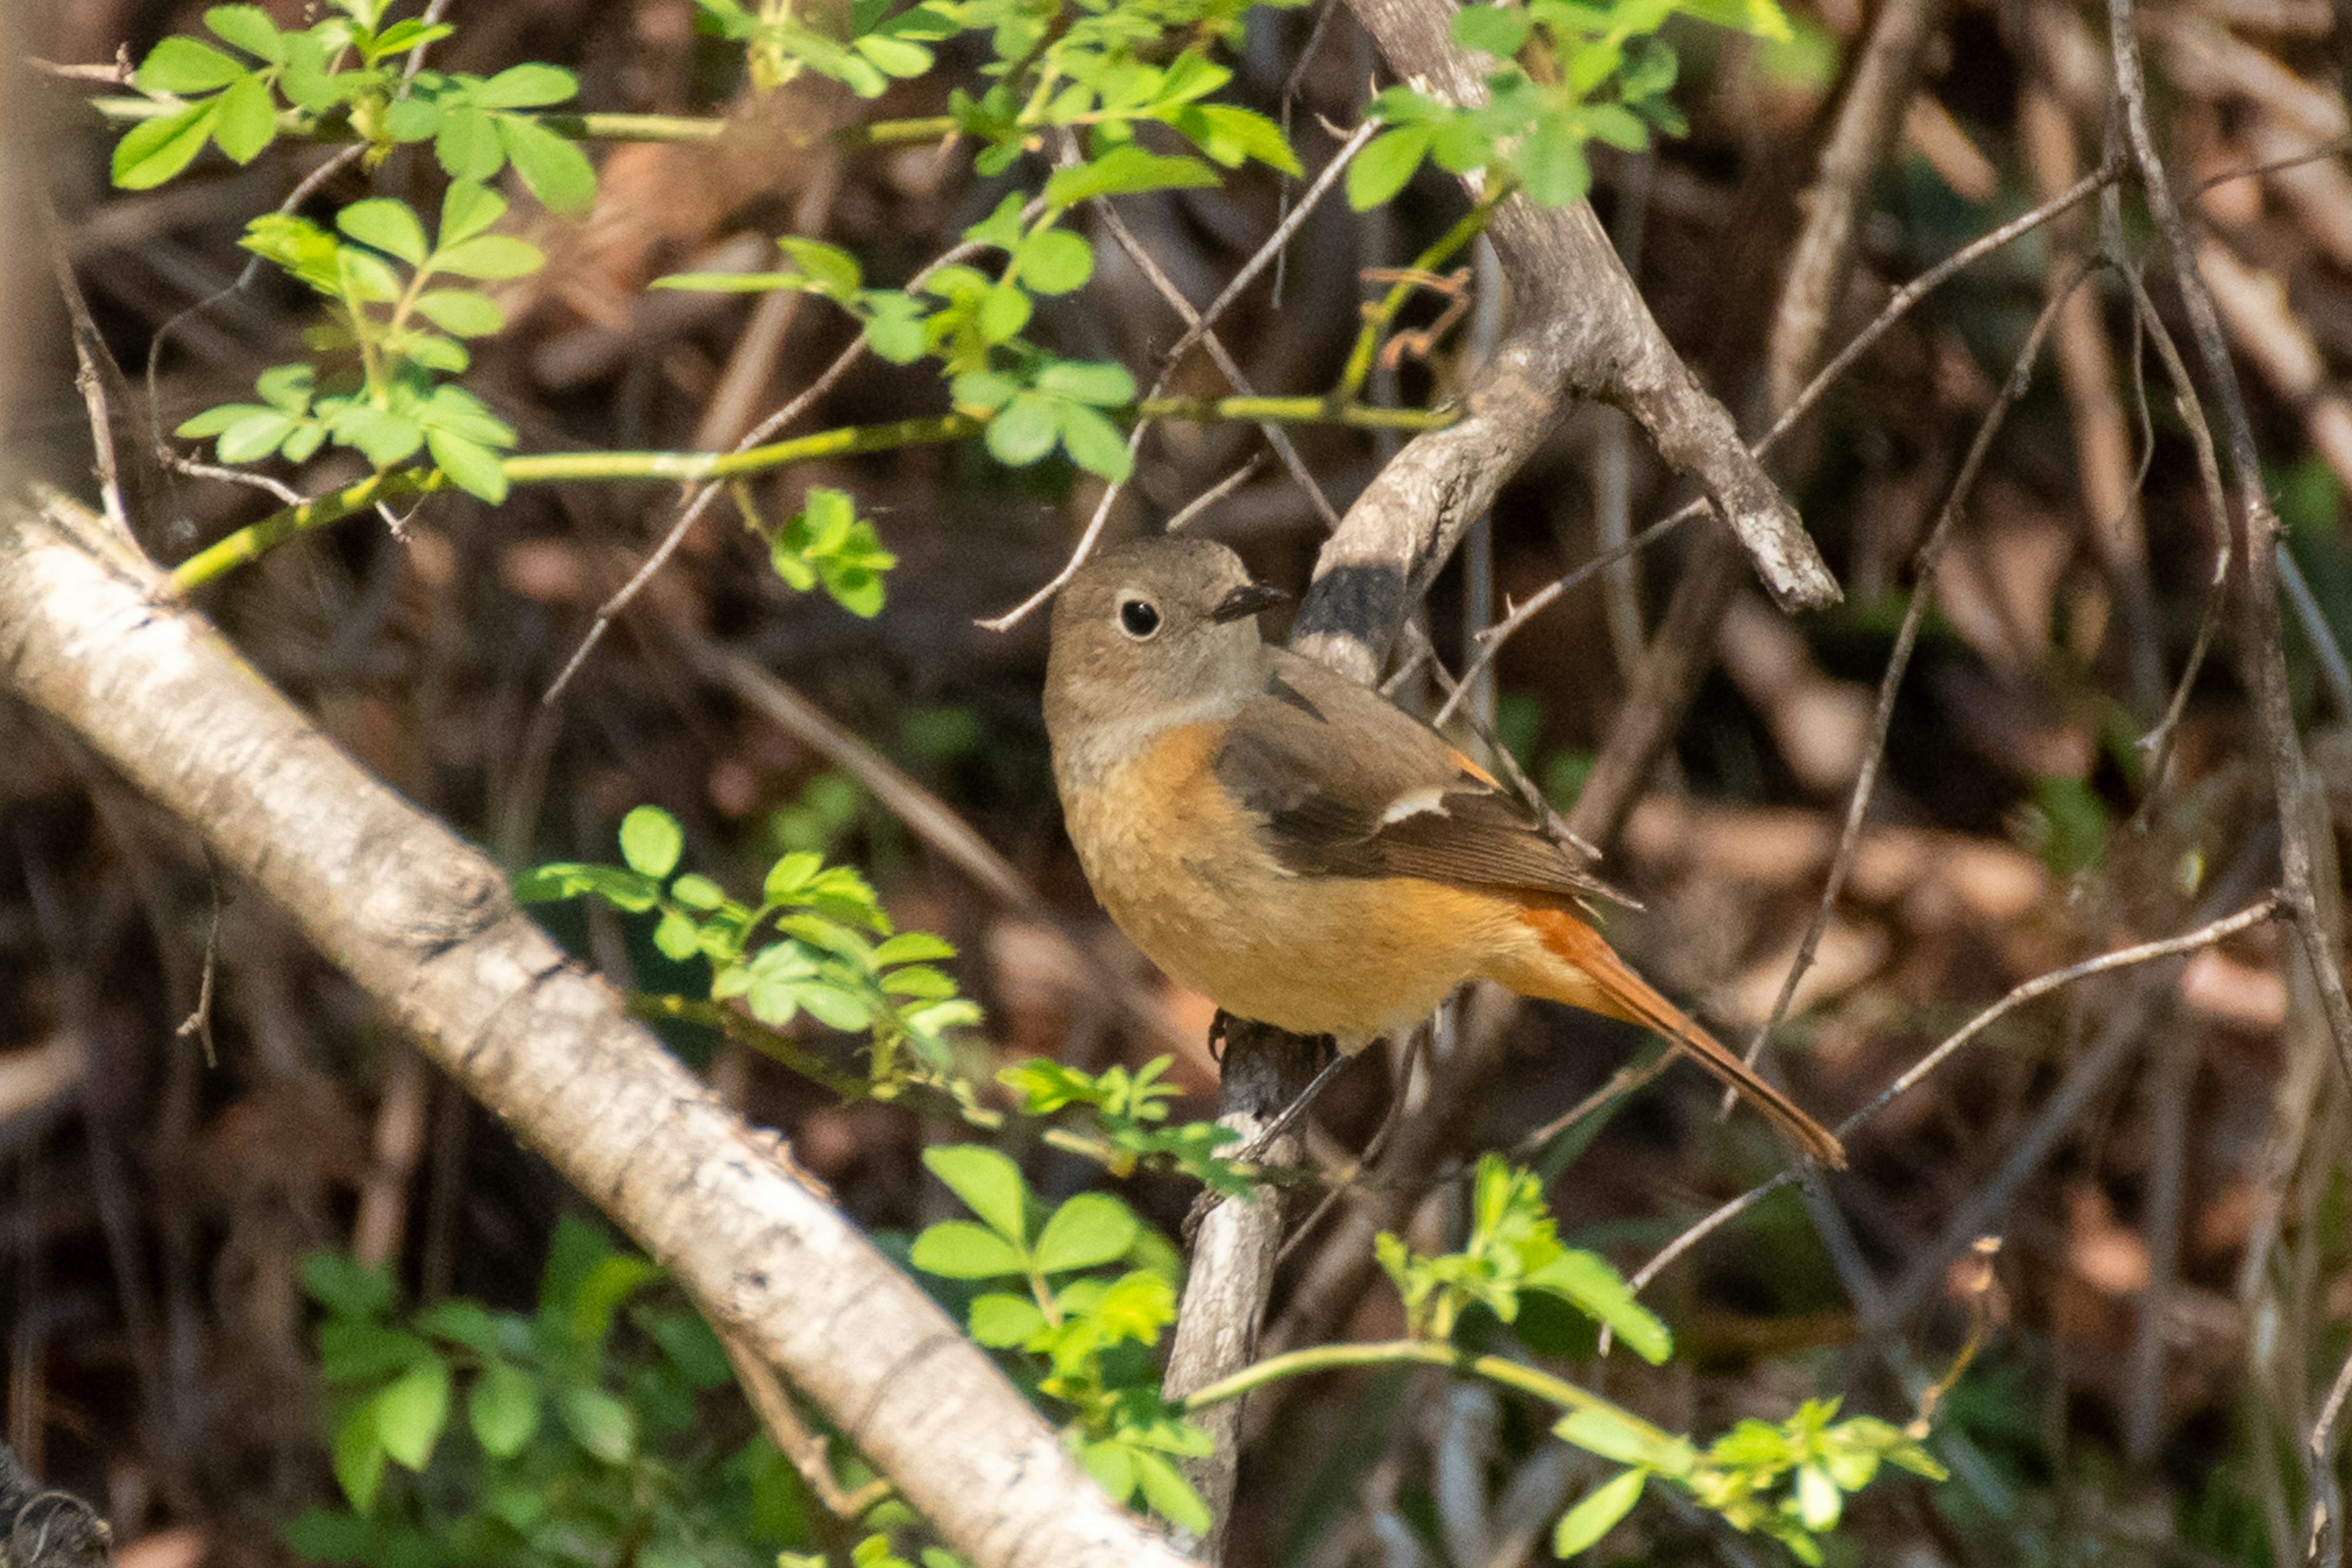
[0,494,1199,1568]
[1288,0,1840,692]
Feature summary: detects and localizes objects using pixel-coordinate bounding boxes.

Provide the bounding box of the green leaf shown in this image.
[333,1406,388,1513]
[851,32,931,77]
[434,233,545,280]
[1583,104,1649,153]
[111,102,220,190]
[976,284,1031,344]
[325,403,424,467]
[1057,405,1133,481]
[374,1357,451,1470]
[1172,103,1302,175]
[862,297,928,363]
[412,288,505,337]
[967,1292,1047,1346]
[1347,126,1431,211]
[1131,1449,1211,1534]
[921,1144,1029,1242]
[1034,359,1134,405]
[339,198,429,265]
[210,72,279,162]
[303,1253,396,1319]
[1553,1469,1643,1558]
[136,36,248,92]
[1033,1193,1139,1275]
[318,1321,434,1382]
[469,1362,541,1457]
[873,932,955,964]
[1518,115,1591,207]
[411,1298,500,1355]
[255,361,316,412]
[205,5,286,61]
[473,62,579,108]
[653,909,701,961]
[1677,0,1793,41]
[1527,1250,1671,1363]
[1453,3,1531,55]
[1042,145,1219,206]
[619,805,684,877]
[908,1220,1030,1280]
[794,981,872,1031]
[424,429,510,502]
[435,106,507,181]
[1555,1408,1693,1476]
[779,236,862,295]
[985,393,1060,468]
[439,181,508,246]
[214,410,300,464]
[499,115,598,213]
[1081,1436,1137,1503]
[557,1384,637,1464]
[1015,228,1093,295]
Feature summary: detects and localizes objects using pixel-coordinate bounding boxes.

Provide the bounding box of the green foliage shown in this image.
[659,214,1148,481]
[112,0,593,208]
[175,181,533,500]
[910,1145,1212,1532]
[695,0,949,97]
[1376,1155,1672,1356]
[2015,774,2110,878]
[1351,0,1790,210]
[285,1221,810,1568]
[763,487,899,617]
[996,1055,1248,1191]
[519,806,982,1089]
[781,1536,965,1568]
[1547,1398,1946,1562]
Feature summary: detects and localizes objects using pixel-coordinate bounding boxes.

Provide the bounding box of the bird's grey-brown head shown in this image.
[1043,535,1287,778]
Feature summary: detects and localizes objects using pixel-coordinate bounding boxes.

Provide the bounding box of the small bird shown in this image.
[1044,535,1844,1167]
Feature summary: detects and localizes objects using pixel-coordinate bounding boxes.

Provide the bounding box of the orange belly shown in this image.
[1064,723,1532,1047]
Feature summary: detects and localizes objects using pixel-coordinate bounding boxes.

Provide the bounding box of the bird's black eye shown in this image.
[1119,599,1162,639]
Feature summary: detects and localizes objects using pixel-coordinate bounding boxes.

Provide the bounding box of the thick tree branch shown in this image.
[0,494,1199,1568]
[1287,0,1839,691]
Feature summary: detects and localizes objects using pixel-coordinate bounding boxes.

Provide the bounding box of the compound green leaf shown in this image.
[339,198,429,265]
[209,72,279,162]
[1552,1469,1642,1558]
[136,36,247,93]
[499,115,597,213]
[111,102,220,190]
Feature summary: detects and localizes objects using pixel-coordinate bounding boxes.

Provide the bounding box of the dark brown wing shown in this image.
[1213,648,1627,907]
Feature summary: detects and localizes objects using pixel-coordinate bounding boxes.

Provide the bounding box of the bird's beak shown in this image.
[1211,581,1290,624]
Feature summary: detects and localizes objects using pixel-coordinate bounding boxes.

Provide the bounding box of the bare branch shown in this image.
[0,495,1201,1568]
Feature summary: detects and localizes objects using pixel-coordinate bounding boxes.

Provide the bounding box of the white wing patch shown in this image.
[1379,786,1450,826]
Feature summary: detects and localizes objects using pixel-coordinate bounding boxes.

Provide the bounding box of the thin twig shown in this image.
[1164,456,1267,533]
[543,216,1035,704]
[719,1330,894,1521]
[1091,199,1341,530]
[2114,262,2230,803]
[1449,164,2117,710]
[1725,255,2103,1093]
[1626,895,2281,1297]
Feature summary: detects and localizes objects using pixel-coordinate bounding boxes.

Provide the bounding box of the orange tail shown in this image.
[1512,910,1846,1167]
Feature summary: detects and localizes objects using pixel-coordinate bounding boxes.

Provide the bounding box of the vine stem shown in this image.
[88,95,956,149]
[167,394,1460,593]
[1177,1336,1673,1446]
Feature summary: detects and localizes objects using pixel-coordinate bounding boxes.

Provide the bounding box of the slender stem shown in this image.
[1177,1336,1675,1445]
[88,96,953,149]
[169,390,1458,592]
[1333,187,1511,406]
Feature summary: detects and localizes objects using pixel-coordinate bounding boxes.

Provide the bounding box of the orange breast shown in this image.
[1063,723,1527,1047]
